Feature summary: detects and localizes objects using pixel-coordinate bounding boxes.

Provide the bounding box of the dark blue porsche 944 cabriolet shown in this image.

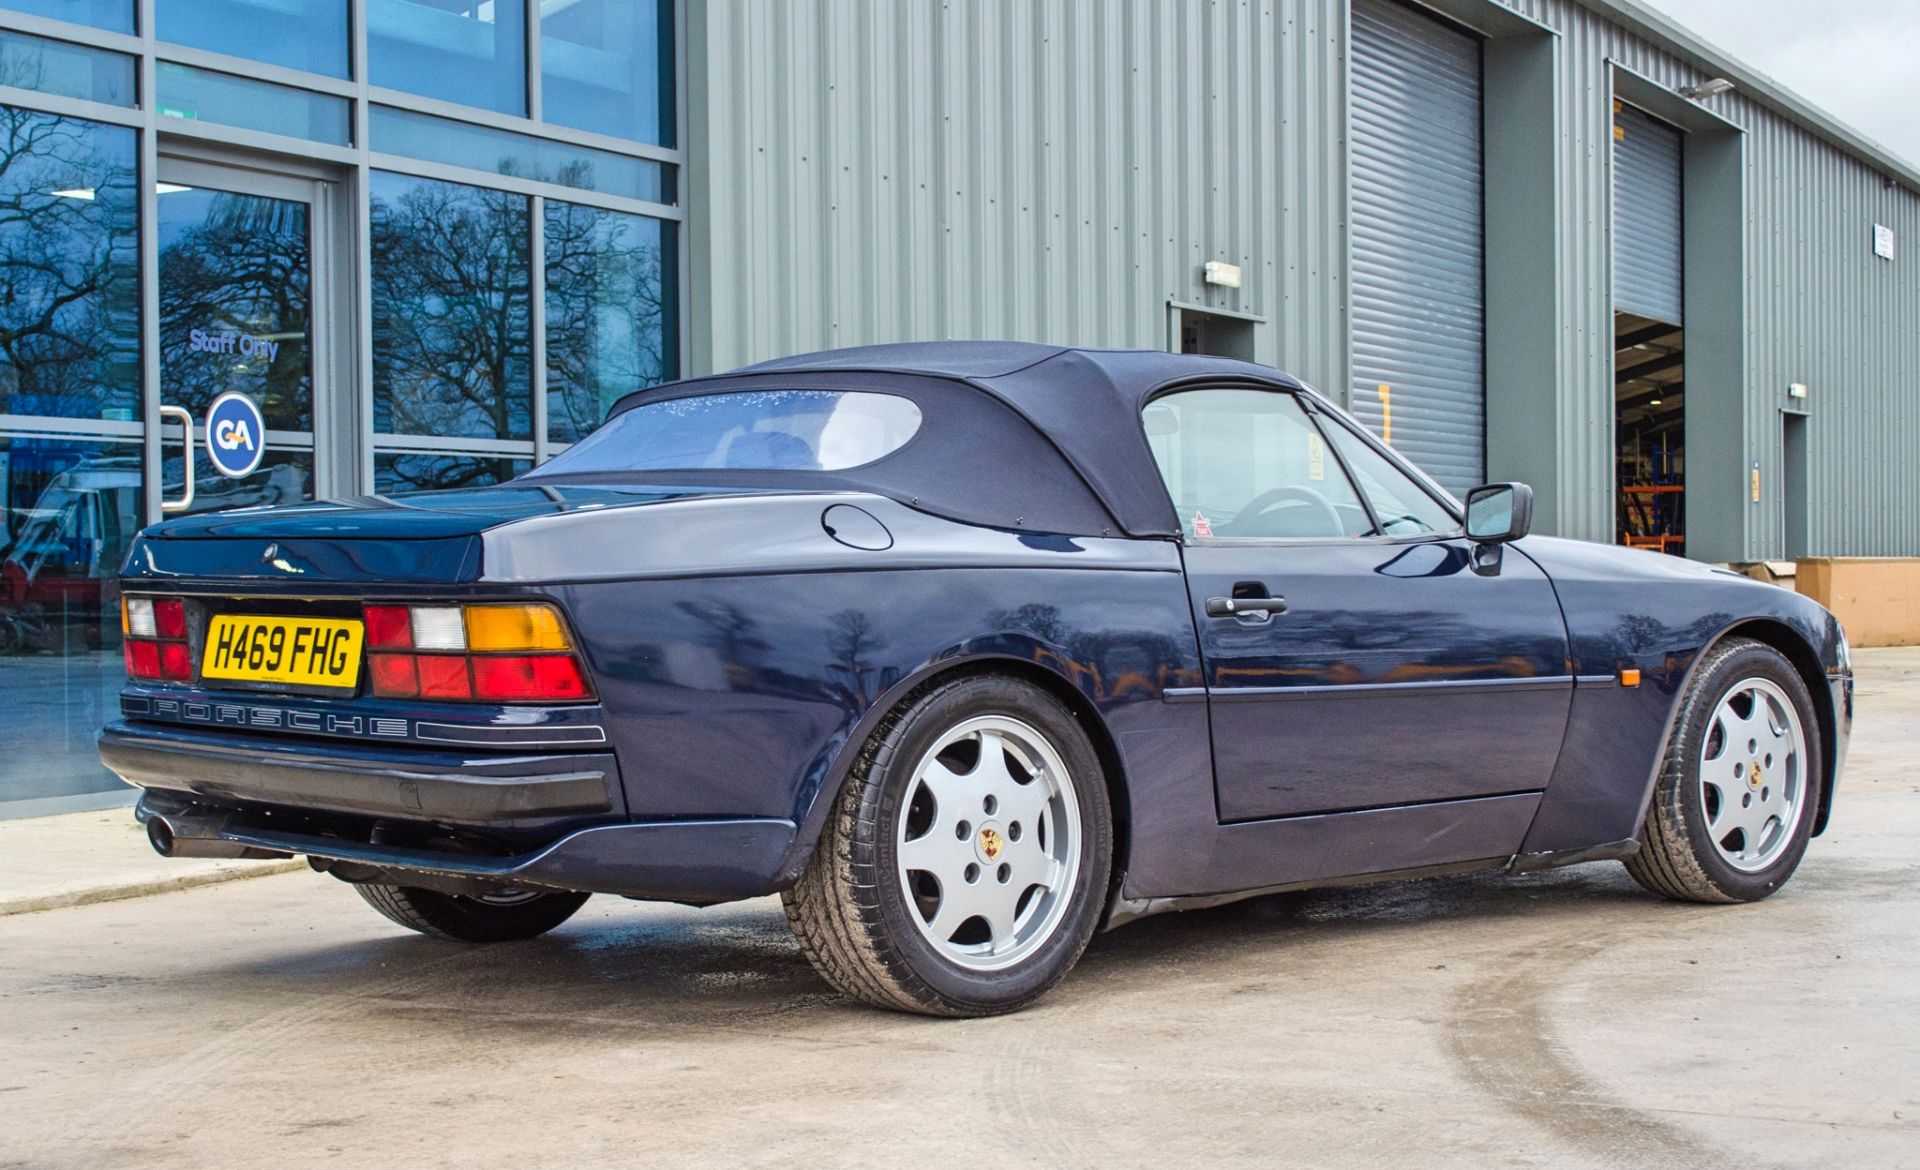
[101,342,1852,1016]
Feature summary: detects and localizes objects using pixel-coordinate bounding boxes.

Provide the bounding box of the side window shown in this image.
[1144,388,1373,540]
[1316,418,1459,536]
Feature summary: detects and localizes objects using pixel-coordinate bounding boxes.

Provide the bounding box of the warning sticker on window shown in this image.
[1192,511,1214,539]
[1307,433,1326,481]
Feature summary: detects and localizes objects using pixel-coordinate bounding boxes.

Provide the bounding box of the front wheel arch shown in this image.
[1630,618,1839,845]
[1715,619,1839,836]
[1624,635,1823,900]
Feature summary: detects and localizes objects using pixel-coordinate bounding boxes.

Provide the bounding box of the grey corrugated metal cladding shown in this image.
[686,0,1920,559]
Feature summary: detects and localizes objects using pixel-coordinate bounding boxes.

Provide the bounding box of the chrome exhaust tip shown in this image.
[146,814,178,857]
[145,810,289,861]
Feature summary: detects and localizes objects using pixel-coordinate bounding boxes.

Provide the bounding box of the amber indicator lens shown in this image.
[465,604,572,652]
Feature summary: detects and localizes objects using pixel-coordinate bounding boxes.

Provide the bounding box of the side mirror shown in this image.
[1464,482,1534,544]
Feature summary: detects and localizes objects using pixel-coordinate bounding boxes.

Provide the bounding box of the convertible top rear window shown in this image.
[529,390,923,475]
[525,368,1122,536]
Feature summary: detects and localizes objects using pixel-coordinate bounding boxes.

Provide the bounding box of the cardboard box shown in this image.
[1736,561,1798,586]
[1796,558,1920,647]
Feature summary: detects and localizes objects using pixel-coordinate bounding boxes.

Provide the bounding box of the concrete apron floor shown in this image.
[1,653,1916,1170]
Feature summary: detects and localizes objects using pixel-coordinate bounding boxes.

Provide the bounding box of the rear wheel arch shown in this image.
[781,653,1134,896]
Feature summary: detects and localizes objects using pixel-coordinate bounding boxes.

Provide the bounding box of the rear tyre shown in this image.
[356,883,590,942]
[1624,637,1822,903]
[783,674,1113,1017]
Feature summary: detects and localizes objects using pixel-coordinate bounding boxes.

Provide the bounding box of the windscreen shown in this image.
[528,389,923,475]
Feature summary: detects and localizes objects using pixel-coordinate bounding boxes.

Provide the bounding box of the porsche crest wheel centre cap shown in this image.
[975,824,1006,864]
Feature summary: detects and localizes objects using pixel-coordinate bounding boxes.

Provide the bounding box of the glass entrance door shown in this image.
[155,158,329,516]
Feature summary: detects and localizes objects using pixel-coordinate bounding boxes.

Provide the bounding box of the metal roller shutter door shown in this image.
[1612,104,1685,325]
[1349,0,1485,499]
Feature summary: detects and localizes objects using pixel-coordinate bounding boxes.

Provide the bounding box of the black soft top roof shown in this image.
[599,342,1308,539]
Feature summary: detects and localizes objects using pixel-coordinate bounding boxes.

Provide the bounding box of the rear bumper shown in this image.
[107,716,800,903]
[100,719,620,830]
[134,789,796,904]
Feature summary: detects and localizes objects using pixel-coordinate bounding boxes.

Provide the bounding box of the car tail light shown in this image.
[123,596,192,683]
[417,654,474,701]
[363,605,413,650]
[471,654,592,702]
[363,602,594,704]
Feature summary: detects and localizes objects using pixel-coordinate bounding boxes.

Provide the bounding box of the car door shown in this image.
[1143,385,1571,827]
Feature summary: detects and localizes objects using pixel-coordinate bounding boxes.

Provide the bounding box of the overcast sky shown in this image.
[1642,0,1920,169]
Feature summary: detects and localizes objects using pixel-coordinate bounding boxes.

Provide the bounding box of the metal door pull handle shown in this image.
[1206,596,1288,617]
[158,404,195,514]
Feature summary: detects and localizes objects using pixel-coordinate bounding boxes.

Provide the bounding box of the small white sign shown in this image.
[1874,223,1896,261]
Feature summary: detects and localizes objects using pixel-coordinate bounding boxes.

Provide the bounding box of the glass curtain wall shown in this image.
[0,1,679,815]
[370,0,526,117]
[541,0,672,145]
[0,107,141,807]
[156,0,349,77]
[3,0,129,32]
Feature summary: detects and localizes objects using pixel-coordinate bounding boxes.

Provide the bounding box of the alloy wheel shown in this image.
[1698,676,1807,873]
[895,714,1082,971]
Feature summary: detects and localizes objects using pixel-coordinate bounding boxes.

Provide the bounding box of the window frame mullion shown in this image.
[530,192,548,464]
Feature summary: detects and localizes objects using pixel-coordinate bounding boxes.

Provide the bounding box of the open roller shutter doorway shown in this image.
[1612,102,1687,555]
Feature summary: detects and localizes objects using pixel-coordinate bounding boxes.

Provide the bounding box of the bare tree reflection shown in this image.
[675,598,771,665]
[0,107,138,424]
[367,170,672,489]
[988,603,1070,646]
[370,173,531,442]
[828,608,884,710]
[375,453,528,495]
[544,195,671,444]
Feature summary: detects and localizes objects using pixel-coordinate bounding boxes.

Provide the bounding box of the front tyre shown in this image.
[356,883,590,942]
[783,674,1113,1016]
[1625,637,1823,903]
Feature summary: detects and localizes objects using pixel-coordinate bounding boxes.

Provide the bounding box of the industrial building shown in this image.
[1,0,1915,814]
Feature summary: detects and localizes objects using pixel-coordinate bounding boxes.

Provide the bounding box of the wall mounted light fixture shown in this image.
[1679,78,1735,100]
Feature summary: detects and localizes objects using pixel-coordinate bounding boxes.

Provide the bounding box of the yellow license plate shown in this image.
[202,615,364,689]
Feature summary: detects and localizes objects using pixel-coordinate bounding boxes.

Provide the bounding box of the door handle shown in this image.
[159,404,195,514]
[1205,595,1288,618]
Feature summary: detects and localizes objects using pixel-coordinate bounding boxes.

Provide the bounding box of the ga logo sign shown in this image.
[205,392,266,478]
